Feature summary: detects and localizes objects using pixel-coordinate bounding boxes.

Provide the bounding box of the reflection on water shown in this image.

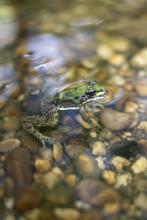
[0,1,147,220]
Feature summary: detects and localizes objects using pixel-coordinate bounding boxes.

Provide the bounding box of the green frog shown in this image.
[22,80,112,147]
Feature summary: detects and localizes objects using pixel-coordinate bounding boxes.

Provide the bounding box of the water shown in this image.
[0,1,147,220]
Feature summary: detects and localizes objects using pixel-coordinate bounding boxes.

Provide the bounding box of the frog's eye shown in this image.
[86,90,96,98]
[88,81,97,86]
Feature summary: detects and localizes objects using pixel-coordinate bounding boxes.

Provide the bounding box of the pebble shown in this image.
[76,179,120,206]
[134,193,147,210]
[89,131,97,138]
[4,215,16,220]
[138,121,147,133]
[109,37,130,52]
[131,157,147,174]
[39,148,53,161]
[103,202,120,215]
[25,208,41,220]
[115,173,132,188]
[97,44,113,60]
[0,139,21,153]
[134,81,147,97]
[35,159,51,173]
[111,156,130,171]
[109,54,125,66]
[95,156,105,170]
[15,187,40,211]
[64,174,77,187]
[102,170,117,185]
[131,48,147,67]
[100,109,132,131]
[42,168,63,189]
[4,147,32,190]
[124,101,138,113]
[53,142,63,162]
[76,154,98,177]
[54,208,80,220]
[91,141,106,156]
[110,75,126,86]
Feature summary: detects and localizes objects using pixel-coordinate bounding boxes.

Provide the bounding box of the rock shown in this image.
[134,81,147,97]
[135,193,147,210]
[64,174,77,187]
[124,101,138,113]
[131,48,147,67]
[76,179,120,206]
[103,202,120,215]
[0,139,20,153]
[53,142,63,162]
[91,141,106,156]
[79,210,102,220]
[109,54,125,66]
[97,44,113,60]
[131,157,147,174]
[54,208,80,220]
[138,121,147,133]
[100,109,132,131]
[4,147,32,190]
[111,156,130,171]
[102,170,117,185]
[35,159,51,173]
[115,173,132,188]
[76,154,98,177]
[15,187,39,211]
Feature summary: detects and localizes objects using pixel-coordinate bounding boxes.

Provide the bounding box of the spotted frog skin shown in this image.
[22,80,109,147]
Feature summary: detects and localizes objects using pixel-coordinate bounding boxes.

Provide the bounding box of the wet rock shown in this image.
[53,142,63,162]
[102,170,117,185]
[131,48,147,67]
[46,183,73,206]
[111,156,130,171]
[76,179,120,206]
[54,208,80,220]
[76,154,98,177]
[0,139,20,153]
[4,147,32,190]
[134,193,147,211]
[64,174,77,187]
[15,187,40,211]
[100,109,132,131]
[131,157,147,174]
[109,54,125,66]
[124,101,138,113]
[91,141,106,156]
[134,81,147,97]
[79,210,102,220]
[35,159,51,173]
[103,202,120,215]
[138,121,147,133]
[97,44,113,60]
[115,173,132,188]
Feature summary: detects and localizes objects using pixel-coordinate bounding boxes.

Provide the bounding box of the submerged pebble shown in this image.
[91,141,106,156]
[54,208,80,220]
[0,139,20,153]
[131,157,147,174]
[100,109,132,131]
[134,81,147,97]
[111,156,130,171]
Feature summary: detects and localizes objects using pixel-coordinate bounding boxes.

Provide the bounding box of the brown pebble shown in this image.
[4,147,32,190]
[15,187,39,211]
[76,179,120,206]
[100,109,132,131]
[0,139,21,153]
[134,81,147,97]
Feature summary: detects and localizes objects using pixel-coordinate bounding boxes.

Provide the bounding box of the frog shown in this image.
[22,80,109,147]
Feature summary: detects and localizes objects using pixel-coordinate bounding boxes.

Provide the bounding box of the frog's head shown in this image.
[79,80,107,105]
[55,80,107,110]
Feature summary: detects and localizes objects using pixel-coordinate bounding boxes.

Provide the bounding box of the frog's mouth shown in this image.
[82,90,107,105]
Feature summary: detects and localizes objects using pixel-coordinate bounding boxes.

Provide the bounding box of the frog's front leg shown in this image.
[79,103,104,128]
[22,102,59,147]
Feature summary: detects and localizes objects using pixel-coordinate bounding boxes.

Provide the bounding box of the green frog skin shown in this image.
[22,80,109,147]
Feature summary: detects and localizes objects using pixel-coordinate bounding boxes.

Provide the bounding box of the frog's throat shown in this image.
[82,96,106,105]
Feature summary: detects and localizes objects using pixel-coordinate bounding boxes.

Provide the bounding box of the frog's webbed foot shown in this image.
[79,103,104,128]
[22,120,56,147]
[41,99,56,115]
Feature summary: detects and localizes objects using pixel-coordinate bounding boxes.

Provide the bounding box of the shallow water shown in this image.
[0,1,147,220]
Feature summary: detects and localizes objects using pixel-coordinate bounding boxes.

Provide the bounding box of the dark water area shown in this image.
[0,1,147,220]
